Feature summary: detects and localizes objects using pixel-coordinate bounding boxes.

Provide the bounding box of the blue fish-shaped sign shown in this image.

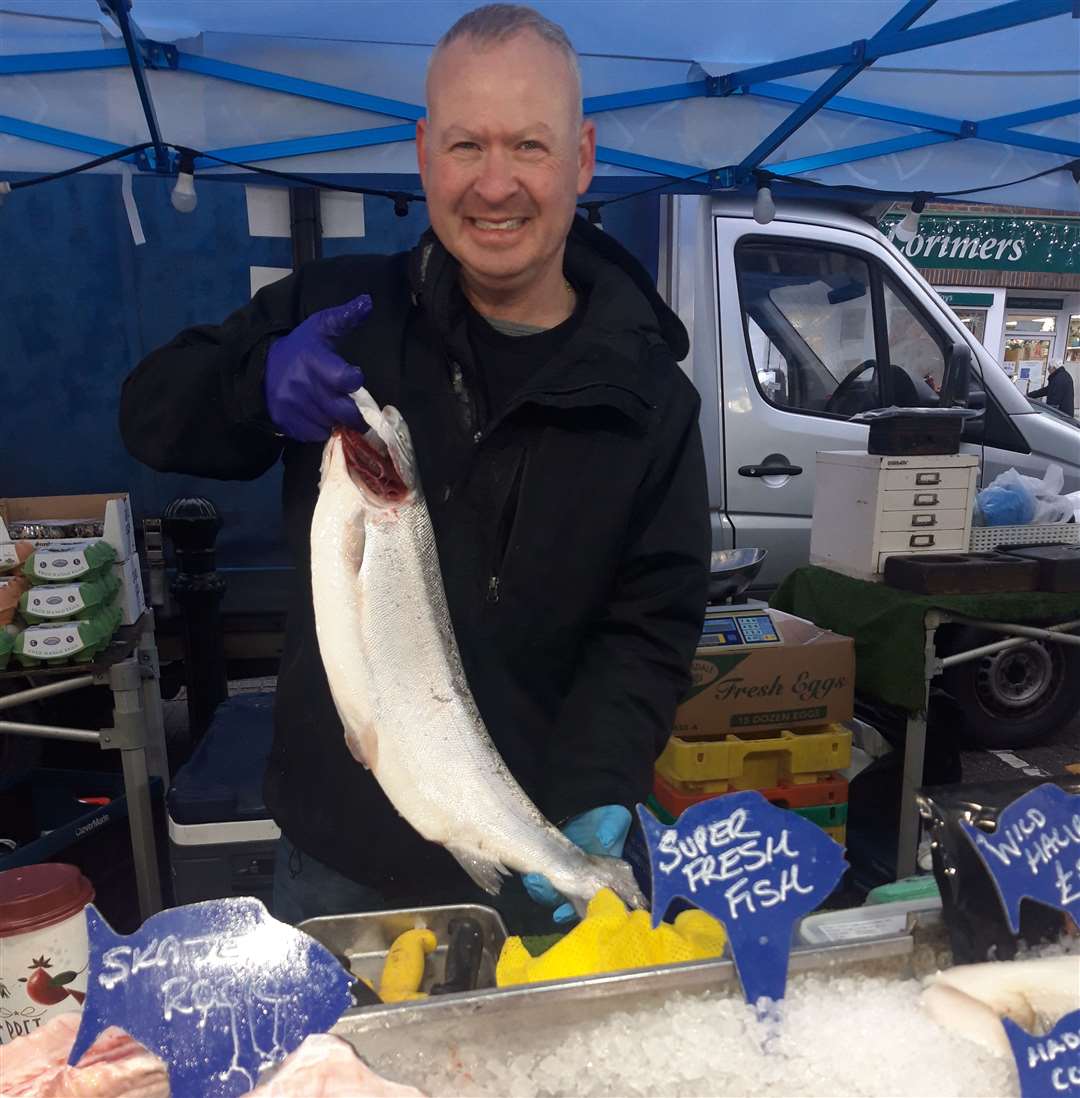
[1003,1009,1080,1098]
[68,898,354,1098]
[637,791,846,1010]
[959,783,1080,935]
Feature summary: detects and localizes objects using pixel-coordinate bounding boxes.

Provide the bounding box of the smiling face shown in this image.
[416,30,595,314]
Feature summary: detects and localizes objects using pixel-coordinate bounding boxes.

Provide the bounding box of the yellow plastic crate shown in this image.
[656,723,852,790]
[823,823,847,846]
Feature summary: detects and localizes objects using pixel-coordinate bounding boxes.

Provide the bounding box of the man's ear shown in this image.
[577,119,597,195]
[415,117,428,185]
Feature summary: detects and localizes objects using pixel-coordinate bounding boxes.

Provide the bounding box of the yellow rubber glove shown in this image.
[496,889,727,987]
[379,928,436,1002]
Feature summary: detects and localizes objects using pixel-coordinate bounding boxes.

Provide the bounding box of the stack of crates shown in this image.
[651,724,851,845]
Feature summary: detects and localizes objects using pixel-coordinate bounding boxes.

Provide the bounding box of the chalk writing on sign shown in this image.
[1003,1010,1080,1098]
[959,783,1080,934]
[69,899,354,1098]
[637,791,846,1010]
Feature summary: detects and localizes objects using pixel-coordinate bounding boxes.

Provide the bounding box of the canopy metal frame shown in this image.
[0,0,1076,193]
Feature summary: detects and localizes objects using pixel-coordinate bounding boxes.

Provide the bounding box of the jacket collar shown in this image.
[407,217,689,427]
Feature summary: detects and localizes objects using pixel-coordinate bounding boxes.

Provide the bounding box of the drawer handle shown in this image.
[911,514,937,527]
[915,472,941,486]
[909,534,936,548]
[913,493,939,507]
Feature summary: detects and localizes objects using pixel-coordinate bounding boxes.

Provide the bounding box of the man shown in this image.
[1029,361,1075,418]
[120,4,709,929]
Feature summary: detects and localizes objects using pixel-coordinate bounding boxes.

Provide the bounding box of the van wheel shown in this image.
[939,625,1080,749]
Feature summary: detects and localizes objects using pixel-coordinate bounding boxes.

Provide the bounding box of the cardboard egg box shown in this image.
[0,493,145,626]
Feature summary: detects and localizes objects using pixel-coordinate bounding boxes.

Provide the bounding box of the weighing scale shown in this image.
[701,548,784,649]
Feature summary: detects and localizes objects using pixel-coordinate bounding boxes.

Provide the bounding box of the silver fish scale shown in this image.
[312,422,645,911]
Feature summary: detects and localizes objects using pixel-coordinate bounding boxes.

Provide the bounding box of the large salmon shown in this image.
[310,389,645,914]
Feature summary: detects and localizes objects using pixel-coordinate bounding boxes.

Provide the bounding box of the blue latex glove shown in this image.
[264,294,372,441]
[523,805,633,925]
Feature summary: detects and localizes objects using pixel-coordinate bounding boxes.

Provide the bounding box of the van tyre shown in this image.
[939,624,1080,749]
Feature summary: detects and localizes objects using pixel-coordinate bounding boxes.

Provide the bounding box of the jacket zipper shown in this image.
[486,450,527,604]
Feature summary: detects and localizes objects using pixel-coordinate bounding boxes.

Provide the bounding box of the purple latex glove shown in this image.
[264,294,372,441]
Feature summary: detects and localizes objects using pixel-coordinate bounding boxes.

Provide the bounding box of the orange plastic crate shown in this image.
[653,769,849,818]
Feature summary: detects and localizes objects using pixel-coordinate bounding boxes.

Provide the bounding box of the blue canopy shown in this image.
[1,0,1078,209]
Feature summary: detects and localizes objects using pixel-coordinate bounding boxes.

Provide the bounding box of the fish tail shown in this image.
[67,905,124,1067]
[583,853,648,914]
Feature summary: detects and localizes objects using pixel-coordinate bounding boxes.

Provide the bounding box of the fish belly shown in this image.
[355,509,564,866]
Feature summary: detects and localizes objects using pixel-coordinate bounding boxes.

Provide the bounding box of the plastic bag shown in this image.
[976,469,1035,526]
[975,463,1072,526]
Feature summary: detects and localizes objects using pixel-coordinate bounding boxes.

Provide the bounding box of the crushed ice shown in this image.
[369,969,1025,1097]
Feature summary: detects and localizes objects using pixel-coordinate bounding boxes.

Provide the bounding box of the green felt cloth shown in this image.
[770,566,1080,713]
[521,933,565,957]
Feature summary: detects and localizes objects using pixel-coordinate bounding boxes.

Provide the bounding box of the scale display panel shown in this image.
[700,609,783,648]
[700,616,742,646]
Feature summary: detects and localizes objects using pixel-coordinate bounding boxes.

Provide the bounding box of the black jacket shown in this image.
[1030,368,1075,418]
[120,217,710,900]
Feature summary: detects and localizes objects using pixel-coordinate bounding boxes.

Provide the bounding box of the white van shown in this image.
[661,194,1080,745]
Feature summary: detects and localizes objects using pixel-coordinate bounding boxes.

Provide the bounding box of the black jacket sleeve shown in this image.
[119,270,306,480]
[1049,369,1074,414]
[540,380,711,824]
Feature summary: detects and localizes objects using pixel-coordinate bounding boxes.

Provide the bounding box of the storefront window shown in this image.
[1003,336,1053,392]
[953,308,987,343]
[1005,313,1057,335]
[1066,314,1080,366]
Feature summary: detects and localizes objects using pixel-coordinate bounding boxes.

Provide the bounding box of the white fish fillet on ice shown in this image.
[250,1034,424,1096]
[310,389,645,914]
[921,953,1080,1055]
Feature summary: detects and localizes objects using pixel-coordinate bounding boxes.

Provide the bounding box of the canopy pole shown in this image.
[736,0,939,180]
[99,0,169,172]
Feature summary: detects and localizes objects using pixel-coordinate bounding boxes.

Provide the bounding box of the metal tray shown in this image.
[333,925,937,1086]
[299,903,508,994]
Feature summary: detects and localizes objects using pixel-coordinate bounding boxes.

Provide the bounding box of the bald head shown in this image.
[426,3,583,124]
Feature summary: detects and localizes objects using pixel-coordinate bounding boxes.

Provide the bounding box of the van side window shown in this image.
[882,277,947,402]
[737,240,948,418]
[737,242,881,417]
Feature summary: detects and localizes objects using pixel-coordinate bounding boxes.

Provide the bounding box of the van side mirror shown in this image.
[940,342,971,408]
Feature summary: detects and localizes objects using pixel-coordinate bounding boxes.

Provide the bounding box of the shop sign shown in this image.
[880,214,1079,274]
[1006,296,1065,311]
[938,292,995,308]
[637,791,846,1013]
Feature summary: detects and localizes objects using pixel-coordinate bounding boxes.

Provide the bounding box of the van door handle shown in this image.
[739,464,803,478]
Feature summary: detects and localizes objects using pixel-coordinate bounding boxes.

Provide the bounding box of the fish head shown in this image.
[332,389,418,516]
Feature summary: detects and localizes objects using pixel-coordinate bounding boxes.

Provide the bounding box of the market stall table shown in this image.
[0,612,167,920]
[771,565,1080,877]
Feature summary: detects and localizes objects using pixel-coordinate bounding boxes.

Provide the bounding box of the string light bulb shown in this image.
[586,203,604,229]
[893,193,928,243]
[393,194,409,218]
[170,151,197,213]
[753,178,775,225]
